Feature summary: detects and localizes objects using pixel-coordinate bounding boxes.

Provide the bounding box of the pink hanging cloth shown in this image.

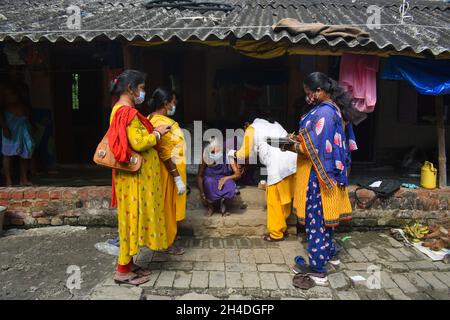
[339,53,379,113]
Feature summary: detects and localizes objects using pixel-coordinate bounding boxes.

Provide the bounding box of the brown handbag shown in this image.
[93,132,142,172]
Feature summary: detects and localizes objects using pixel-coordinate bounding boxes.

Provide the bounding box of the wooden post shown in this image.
[435,96,447,188]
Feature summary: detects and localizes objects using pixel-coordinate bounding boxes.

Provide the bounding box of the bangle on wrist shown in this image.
[154,131,161,140]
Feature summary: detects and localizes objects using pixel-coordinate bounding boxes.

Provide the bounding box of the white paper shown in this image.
[350,275,366,282]
[392,229,447,261]
[369,181,382,188]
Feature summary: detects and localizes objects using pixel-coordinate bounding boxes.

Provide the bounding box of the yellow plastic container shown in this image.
[420,161,437,189]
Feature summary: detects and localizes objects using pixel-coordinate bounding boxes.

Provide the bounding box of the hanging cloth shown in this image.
[381,56,450,95]
[339,53,380,113]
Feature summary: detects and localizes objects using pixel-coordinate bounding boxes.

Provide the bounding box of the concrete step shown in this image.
[186,186,266,210]
[179,208,298,237]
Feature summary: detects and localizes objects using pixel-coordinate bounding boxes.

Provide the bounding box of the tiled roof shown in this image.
[0,0,448,55]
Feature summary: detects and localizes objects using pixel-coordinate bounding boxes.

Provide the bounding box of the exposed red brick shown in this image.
[10,202,24,209]
[77,190,89,200]
[37,191,50,200]
[50,190,62,200]
[23,190,37,199]
[34,201,48,208]
[62,190,76,200]
[10,191,24,200]
[417,189,431,198]
[0,191,10,200]
[21,201,33,208]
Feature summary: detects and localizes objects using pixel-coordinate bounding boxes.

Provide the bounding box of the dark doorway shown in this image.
[51,53,103,165]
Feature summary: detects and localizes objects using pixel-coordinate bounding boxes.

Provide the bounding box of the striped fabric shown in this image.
[293,157,352,227]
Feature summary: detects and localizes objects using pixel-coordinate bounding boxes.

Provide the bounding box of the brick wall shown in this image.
[0,187,113,228]
[0,186,449,229]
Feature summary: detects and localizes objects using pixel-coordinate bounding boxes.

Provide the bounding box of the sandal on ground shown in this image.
[131,265,152,276]
[113,272,150,286]
[161,246,186,255]
[263,234,285,242]
[308,273,329,286]
[293,274,315,290]
[328,255,341,266]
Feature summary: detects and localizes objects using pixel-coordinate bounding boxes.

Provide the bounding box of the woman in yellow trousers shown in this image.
[109,70,171,285]
[148,87,187,255]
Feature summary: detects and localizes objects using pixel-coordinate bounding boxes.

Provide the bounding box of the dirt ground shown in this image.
[0,227,117,300]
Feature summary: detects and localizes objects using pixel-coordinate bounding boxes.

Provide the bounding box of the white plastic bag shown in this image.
[95,242,119,256]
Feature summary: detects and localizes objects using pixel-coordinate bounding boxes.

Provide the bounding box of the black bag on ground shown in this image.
[354,179,402,209]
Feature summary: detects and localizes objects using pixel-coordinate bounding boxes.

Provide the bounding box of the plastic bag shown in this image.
[95,242,120,256]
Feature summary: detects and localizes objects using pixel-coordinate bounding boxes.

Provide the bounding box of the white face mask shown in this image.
[167,104,176,116]
[134,90,146,105]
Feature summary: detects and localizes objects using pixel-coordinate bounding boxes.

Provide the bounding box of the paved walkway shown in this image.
[0,227,449,300]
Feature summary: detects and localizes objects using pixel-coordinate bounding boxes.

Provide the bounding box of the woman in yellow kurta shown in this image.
[108,70,171,285]
[148,88,187,255]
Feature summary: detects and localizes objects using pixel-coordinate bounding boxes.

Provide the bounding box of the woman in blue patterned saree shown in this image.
[283,72,363,286]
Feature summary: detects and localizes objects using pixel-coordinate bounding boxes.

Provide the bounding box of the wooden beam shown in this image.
[435,96,447,188]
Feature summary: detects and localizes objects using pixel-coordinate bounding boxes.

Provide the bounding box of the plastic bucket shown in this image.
[0,206,6,237]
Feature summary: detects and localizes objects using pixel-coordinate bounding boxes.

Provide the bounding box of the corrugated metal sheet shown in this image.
[0,0,448,55]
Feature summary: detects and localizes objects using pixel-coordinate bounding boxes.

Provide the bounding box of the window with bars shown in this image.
[71,73,79,111]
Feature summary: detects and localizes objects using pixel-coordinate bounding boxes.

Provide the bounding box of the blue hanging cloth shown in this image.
[381,56,450,95]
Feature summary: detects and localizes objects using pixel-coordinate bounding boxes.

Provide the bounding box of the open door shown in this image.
[51,54,103,165]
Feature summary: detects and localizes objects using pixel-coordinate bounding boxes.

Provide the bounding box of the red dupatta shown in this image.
[108,105,154,207]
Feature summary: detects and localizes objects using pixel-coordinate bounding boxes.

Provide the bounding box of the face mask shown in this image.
[305,92,319,106]
[209,151,223,162]
[134,90,146,105]
[167,105,176,116]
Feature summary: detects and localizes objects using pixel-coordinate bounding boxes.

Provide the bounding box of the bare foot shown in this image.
[205,206,214,217]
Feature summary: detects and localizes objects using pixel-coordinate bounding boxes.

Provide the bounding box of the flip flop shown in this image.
[113,272,150,286]
[160,246,186,255]
[293,274,315,290]
[131,265,152,277]
[263,234,285,242]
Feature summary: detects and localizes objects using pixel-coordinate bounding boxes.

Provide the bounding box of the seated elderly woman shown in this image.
[197,138,241,217]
